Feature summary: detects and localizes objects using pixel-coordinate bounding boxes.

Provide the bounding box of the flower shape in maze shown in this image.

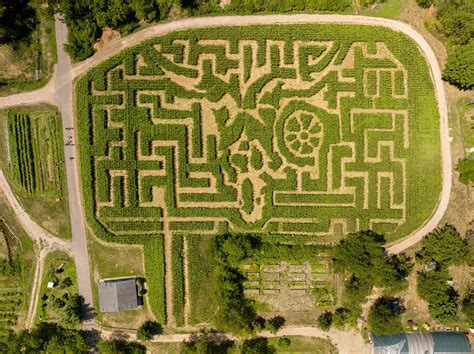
[284,111,323,157]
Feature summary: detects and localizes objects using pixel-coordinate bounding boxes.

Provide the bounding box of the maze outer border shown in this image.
[72,15,450,253]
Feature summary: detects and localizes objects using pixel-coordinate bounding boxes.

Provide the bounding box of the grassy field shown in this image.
[187,235,217,325]
[0,105,71,239]
[0,0,57,97]
[87,232,156,329]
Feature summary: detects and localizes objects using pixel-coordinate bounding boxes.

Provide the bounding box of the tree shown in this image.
[265,316,285,334]
[416,224,469,266]
[0,323,88,352]
[59,294,82,328]
[332,307,352,329]
[98,339,146,353]
[435,0,474,46]
[181,329,234,353]
[455,156,474,184]
[136,321,162,341]
[417,269,459,323]
[0,0,36,44]
[316,311,333,331]
[368,297,404,335]
[462,294,474,326]
[442,42,474,90]
[333,230,409,291]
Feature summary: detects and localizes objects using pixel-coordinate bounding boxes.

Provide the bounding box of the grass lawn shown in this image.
[87,232,156,329]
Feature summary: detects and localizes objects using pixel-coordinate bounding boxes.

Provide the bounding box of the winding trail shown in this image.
[0,13,450,350]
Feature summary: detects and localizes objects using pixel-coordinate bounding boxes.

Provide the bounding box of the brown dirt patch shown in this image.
[94,27,121,52]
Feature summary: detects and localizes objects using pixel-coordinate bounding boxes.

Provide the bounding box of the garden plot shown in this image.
[242,258,335,312]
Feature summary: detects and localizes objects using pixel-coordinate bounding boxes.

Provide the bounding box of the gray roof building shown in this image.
[98,277,139,312]
[371,332,472,354]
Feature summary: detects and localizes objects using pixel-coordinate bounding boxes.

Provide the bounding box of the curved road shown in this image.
[0,13,450,349]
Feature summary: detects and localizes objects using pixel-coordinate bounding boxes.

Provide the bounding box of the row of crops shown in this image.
[6,108,63,196]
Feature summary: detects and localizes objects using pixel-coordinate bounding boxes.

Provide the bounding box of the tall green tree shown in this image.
[416,224,469,266]
[417,269,459,323]
[442,42,474,90]
[332,230,410,291]
[368,297,404,335]
[0,323,88,352]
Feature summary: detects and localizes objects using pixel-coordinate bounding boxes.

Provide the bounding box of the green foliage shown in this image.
[226,0,350,13]
[316,311,333,331]
[368,297,403,336]
[171,234,185,326]
[181,329,234,353]
[435,0,474,46]
[416,224,469,266]
[143,238,167,323]
[455,156,474,184]
[277,336,291,348]
[462,294,474,326]
[241,337,276,354]
[136,320,163,342]
[266,316,285,334]
[0,323,88,353]
[333,230,410,291]
[417,268,459,323]
[415,0,433,8]
[6,107,64,196]
[332,307,352,329]
[97,339,146,354]
[442,42,474,90]
[0,0,36,43]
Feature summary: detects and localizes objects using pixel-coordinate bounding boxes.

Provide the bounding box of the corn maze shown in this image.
[77,24,441,243]
[76,23,442,324]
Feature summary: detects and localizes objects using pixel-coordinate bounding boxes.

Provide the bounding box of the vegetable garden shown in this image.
[6,107,63,196]
[75,23,442,326]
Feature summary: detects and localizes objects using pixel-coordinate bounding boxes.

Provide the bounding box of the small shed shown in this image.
[371,332,472,354]
[98,277,139,312]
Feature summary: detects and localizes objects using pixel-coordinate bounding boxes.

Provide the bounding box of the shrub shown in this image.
[368,297,403,335]
[317,311,333,331]
[455,156,474,184]
[277,336,291,348]
[136,321,162,342]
